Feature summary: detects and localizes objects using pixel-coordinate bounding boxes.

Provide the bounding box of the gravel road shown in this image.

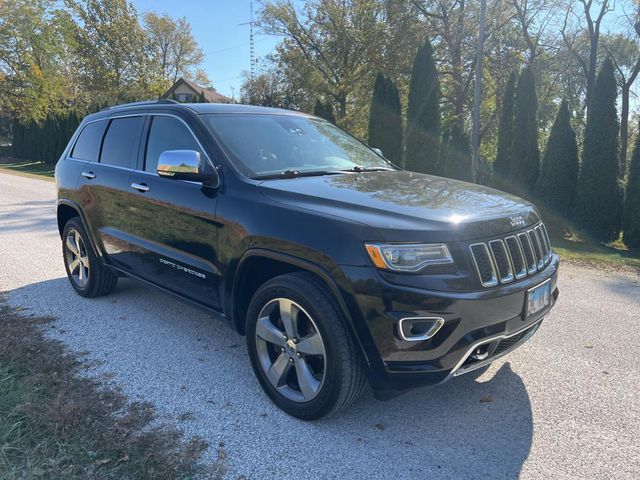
[1,171,639,480]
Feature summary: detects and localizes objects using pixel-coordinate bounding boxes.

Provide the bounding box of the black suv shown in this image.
[55,100,559,419]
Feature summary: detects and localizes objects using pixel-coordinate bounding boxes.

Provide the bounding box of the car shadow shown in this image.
[4,277,533,479]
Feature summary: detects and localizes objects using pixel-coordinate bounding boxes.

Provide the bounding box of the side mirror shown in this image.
[372,147,384,157]
[157,150,218,186]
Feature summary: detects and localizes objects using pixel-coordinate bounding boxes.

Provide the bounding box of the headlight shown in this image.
[365,243,453,272]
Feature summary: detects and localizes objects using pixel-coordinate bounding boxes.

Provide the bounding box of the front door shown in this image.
[126,114,221,309]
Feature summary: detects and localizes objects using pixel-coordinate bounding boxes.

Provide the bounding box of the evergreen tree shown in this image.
[197,90,207,103]
[575,58,623,242]
[535,100,579,217]
[623,121,640,248]
[367,74,402,164]
[383,77,403,165]
[368,73,387,150]
[313,99,336,124]
[405,38,441,174]
[493,73,516,182]
[511,65,540,195]
[443,125,472,182]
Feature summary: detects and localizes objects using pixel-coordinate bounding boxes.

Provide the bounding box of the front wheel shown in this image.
[246,272,366,420]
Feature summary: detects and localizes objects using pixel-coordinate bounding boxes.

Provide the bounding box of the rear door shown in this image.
[126,114,221,309]
[76,114,145,271]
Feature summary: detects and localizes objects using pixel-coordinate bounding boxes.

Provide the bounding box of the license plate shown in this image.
[526,280,551,317]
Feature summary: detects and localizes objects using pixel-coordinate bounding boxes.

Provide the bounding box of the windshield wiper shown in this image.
[340,166,396,173]
[254,169,345,180]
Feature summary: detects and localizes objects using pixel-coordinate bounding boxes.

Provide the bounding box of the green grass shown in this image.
[0,159,55,179]
[541,206,640,272]
[0,302,222,479]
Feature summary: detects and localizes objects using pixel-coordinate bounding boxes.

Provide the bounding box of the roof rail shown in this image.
[101,99,178,111]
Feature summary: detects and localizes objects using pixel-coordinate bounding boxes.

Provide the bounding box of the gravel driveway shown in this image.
[1,171,639,480]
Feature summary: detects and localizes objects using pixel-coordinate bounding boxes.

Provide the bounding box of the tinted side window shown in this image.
[145,116,202,173]
[71,121,105,161]
[100,116,144,168]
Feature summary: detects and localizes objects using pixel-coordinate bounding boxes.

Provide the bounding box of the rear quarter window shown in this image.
[71,120,105,162]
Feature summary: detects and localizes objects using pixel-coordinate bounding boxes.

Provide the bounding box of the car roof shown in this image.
[82,101,315,123]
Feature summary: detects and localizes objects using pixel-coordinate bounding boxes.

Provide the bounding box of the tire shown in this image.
[62,217,117,298]
[246,272,366,420]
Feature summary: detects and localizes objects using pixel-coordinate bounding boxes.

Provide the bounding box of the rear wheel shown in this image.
[62,218,117,297]
[246,272,366,419]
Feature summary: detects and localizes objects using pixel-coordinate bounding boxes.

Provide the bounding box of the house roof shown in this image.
[162,77,233,104]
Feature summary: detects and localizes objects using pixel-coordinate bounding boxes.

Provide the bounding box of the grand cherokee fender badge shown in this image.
[159,257,206,279]
[509,215,526,228]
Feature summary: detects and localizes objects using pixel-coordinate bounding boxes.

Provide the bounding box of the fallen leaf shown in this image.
[95,458,111,466]
[480,396,494,403]
[375,423,385,430]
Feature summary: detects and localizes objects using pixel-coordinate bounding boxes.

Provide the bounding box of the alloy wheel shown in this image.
[64,229,90,288]
[255,298,327,402]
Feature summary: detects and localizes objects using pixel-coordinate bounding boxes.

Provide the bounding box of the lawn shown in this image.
[541,207,640,272]
[0,301,221,479]
[0,159,55,179]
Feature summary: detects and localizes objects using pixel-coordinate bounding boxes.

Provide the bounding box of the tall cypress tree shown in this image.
[443,125,472,182]
[623,121,640,248]
[511,65,540,195]
[494,73,516,182]
[383,77,403,165]
[368,73,387,149]
[535,100,579,218]
[575,58,623,242]
[368,73,402,164]
[313,99,336,124]
[405,38,441,174]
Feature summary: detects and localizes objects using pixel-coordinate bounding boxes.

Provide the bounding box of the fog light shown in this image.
[398,317,445,342]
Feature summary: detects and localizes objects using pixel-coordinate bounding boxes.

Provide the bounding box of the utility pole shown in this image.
[471,0,486,182]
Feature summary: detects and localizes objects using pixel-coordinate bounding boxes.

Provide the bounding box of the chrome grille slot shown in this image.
[505,235,527,279]
[518,232,538,274]
[469,243,498,287]
[535,225,549,262]
[488,239,514,283]
[469,222,553,288]
[528,229,544,268]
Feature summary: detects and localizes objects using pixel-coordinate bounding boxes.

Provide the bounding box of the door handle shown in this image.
[81,171,96,179]
[131,182,150,192]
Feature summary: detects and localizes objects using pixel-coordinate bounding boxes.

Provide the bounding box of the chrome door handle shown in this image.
[81,171,96,179]
[131,182,150,192]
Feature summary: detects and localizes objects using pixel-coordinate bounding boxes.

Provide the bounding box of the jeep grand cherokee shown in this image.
[55,100,559,419]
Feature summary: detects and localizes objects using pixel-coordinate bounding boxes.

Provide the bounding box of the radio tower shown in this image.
[249,0,256,81]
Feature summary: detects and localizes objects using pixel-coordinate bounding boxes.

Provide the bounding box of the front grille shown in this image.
[469,222,553,288]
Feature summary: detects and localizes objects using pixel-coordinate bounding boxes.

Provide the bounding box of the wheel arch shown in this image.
[56,200,102,258]
[231,249,371,366]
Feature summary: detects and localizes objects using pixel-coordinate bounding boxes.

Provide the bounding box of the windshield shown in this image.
[203,114,396,178]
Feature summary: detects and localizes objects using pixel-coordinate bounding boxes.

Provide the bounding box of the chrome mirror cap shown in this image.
[157,150,202,178]
[156,150,219,186]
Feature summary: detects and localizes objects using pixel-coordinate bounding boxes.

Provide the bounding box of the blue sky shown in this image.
[131,0,282,98]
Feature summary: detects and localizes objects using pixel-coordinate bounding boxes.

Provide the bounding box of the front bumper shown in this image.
[337,254,559,398]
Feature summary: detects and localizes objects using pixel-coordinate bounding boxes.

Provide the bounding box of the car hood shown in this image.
[257,170,540,241]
